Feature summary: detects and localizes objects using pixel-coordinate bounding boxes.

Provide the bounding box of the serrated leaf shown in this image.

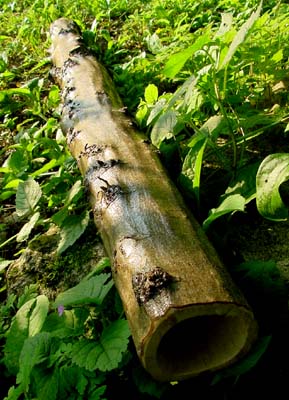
[163,29,211,78]
[42,308,89,338]
[89,385,107,400]
[28,295,49,337]
[58,365,88,397]
[71,319,131,372]
[203,194,246,230]
[16,332,51,390]
[34,368,58,400]
[4,384,25,400]
[54,273,113,307]
[151,110,177,148]
[71,340,97,371]
[96,319,131,371]
[57,210,90,254]
[16,211,40,242]
[16,179,42,217]
[219,1,263,70]
[256,153,289,221]
[144,84,158,105]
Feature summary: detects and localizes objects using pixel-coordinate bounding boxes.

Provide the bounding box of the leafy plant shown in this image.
[138,1,289,225]
[1,0,289,398]
[1,265,131,400]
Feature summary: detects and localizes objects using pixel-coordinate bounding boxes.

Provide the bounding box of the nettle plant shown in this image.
[0,259,131,400]
[137,1,289,227]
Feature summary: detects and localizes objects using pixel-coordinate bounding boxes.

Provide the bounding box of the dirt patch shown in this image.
[6,222,106,301]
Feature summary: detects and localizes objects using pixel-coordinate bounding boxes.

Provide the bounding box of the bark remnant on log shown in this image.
[50,18,258,382]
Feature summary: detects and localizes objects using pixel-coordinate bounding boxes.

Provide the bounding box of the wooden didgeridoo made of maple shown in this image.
[50,18,257,382]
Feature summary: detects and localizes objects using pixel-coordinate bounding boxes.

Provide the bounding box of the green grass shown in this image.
[1,0,289,399]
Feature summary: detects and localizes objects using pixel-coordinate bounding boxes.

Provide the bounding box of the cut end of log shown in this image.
[141,304,257,381]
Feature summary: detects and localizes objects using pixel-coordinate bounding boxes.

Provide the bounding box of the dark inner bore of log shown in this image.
[156,314,247,377]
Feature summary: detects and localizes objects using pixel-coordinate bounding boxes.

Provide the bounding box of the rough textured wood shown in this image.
[50,18,258,382]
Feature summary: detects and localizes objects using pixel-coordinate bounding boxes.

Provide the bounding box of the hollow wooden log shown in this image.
[50,18,257,382]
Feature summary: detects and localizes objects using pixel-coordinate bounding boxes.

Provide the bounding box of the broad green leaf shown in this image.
[64,179,83,206]
[136,104,148,125]
[1,87,33,98]
[0,259,12,272]
[71,319,131,372]
[180,134,207,206]
[16,211,40,242]
[16,179,42,217]
[16,332,51,390]
[163,29,211,78]
[54,273,113,307]
[197,115,225,139]
[28,295,49,337]
[57,210,90,254]
[214,13,233,38]
[31,158,58,177]
[212,335,271,384]
[146,98,166,126]
[4,295,49,375]
[144,84,158,105]
[166,74,197,110]
[271,49,283,63]
[203,194,246,230]
[4,178,23,189]
[256,153,289,221]
[42,308,89,338]
[146,33,162,54]
[151,110,177,148]
[7,150,29,173]
[221,162,260,204]
[4,298,37,374]
[218,1,263,70]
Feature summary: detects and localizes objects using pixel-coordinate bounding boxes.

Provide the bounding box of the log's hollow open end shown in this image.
[141,304,257,382]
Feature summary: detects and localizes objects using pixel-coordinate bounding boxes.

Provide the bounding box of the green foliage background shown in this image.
[1,0,289,399]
